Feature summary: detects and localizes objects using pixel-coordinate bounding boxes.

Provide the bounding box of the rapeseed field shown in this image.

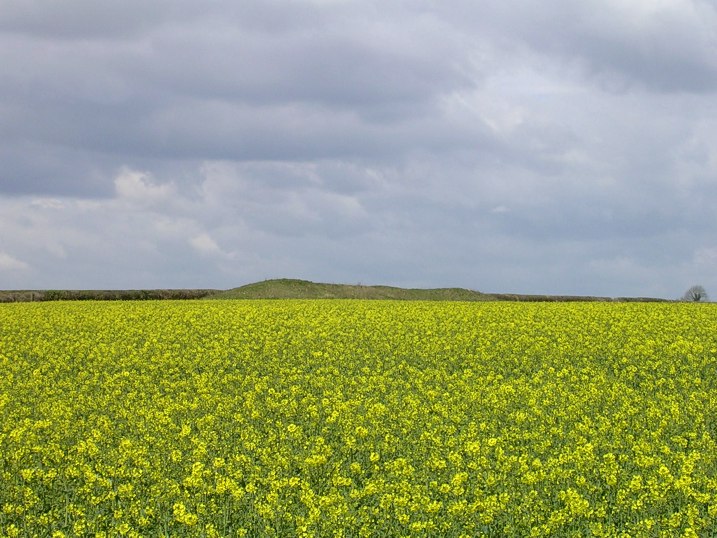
[1,300,716,537]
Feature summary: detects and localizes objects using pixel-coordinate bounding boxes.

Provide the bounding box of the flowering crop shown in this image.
[1,300,717,537]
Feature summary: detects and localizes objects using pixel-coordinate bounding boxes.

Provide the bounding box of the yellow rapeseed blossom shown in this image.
[1,300,717,535]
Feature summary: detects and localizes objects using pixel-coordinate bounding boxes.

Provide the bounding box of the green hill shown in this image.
[208,279,671,302]
[0,279,672,302]
[206,279,489,301]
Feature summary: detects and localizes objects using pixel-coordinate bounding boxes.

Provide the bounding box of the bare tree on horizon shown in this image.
[682,285,709,302]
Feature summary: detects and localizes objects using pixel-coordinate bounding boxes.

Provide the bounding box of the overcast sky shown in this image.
[2,0,717,297]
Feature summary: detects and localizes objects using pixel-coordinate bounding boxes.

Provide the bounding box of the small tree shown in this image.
[683,285,709,302]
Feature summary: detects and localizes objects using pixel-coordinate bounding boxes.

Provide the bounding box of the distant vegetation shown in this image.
[207,279,488,301]
[0,278,672,303]
[0,289,216,303]
[208,279,671,302]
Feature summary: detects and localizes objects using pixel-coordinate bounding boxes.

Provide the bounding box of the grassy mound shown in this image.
[207,279,489,301]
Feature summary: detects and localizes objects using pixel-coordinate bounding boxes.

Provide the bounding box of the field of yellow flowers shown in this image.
[1,300,717,537]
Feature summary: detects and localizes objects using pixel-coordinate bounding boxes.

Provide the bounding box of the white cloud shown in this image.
[189,233,222,255]
[30,198,65,210]
[491,205,509,214]
[114,168,175,201]
[0,252,29,271]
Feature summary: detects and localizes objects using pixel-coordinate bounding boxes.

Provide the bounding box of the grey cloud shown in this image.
[0,0,202,40]
[0,2,482,197]
[194,162,374,240]
[473,0,717,93]
[0,142,113,197]
[2,1,717,296]
[139,21,471,109]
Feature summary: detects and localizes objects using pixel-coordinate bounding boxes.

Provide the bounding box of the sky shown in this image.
[2,0,717,298]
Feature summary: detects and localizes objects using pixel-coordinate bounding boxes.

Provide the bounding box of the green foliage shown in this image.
[0,289,217,302]
[0,279,671,303]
